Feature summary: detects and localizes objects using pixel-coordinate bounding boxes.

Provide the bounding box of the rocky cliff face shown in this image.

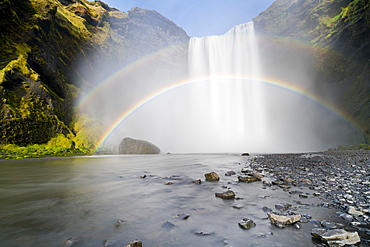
[118,137,160,154]
[0,0,188,146]
[254,0,370,143]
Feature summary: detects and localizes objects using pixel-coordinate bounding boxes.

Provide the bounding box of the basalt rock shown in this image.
[118,137,160,154]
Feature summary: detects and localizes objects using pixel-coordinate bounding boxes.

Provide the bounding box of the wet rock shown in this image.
[161,221,175,228]
[103,239,117,246]
[238,175,259,183]
[250,171,264,179]
[262,206,272,212]
[241,153,250,156]
[311,228,360,246]
[241,168,252,173]
[274,203,291,212]
[271,180,284,185]
[225,171,236,176]
[65,237,79,246]
[283,177,295,183]
[124,239,142,247]
[321,220,340,229]
[205,172,220,181]
[251,233,268,238]
[191,179,202,184]
[293,223,301,229]
[175,213,190,220]
[348,206,364,216]
[300,216,309,223]
[339,213,354,222]
[268,213,301,227]
[302,214,312,219]
[115,219,125,228]
[238,218,256,229]
[194,231,213,236]
[215,190,235,199]
[232,204,244,209]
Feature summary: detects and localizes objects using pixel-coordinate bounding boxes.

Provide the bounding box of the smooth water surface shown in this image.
[0,154,344,246]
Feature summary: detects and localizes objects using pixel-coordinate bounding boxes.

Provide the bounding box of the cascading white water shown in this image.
[188,22,267,151]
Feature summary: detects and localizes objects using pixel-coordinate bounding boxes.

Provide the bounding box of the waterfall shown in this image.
[188,22,266,151]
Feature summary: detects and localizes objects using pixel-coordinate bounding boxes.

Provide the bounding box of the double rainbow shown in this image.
[92,76,359,150]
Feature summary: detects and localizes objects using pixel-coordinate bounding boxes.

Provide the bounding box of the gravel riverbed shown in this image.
[249,150,370,246]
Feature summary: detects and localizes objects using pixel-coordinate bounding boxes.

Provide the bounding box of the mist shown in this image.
[76,21,363,154]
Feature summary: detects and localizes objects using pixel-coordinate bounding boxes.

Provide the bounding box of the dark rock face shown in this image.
[253,0,370,143]
[118,137,160,154]
[0,0,189,146]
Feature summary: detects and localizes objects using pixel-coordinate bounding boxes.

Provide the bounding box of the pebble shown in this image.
[225,171,236,176]
[124,240,142,247]
[238,218,256,229]
[103,240,117,246]
[194,231,213,236]
[65,237,79,246]
[232,204,244,209]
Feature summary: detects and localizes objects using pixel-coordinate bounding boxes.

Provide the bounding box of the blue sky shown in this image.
[101,0,275,37]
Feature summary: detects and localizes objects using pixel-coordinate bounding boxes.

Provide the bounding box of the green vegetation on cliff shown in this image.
[254,0,370,143]
[0,0,188,158]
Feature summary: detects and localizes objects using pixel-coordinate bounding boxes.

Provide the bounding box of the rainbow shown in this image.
[95,76,359,150]
[74,41,188,112]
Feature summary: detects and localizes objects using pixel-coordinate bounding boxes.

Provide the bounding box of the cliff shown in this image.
[0,0,188,148]
[254,0,370,142]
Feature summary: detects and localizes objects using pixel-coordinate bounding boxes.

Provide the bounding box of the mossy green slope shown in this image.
[0,0,188,156]
[254,0,370,143]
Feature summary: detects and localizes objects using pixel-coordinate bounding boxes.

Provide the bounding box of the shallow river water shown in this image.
[0,154,353,246]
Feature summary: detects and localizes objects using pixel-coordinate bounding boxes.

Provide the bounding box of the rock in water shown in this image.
[215,190,235,199]
[64,237,79,246]
[268,214,301,227]
[204,172,220,181]
[124,240,142,247]
[118,137,160,154]
[238,175,259,183]
[238,218,256,229]
[311,228,360,246]
[161,221,175,228]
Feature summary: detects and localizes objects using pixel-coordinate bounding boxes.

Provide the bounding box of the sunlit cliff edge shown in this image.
[0,0,369,158]
[0,0,188,156]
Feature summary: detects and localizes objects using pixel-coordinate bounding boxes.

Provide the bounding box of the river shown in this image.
[0,154,348,246]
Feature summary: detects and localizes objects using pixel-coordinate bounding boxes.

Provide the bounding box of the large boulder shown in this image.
[118,137,160,154]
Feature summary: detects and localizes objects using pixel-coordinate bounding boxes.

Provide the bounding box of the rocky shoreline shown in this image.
[249,150,370,246]
[57,151,370,246]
